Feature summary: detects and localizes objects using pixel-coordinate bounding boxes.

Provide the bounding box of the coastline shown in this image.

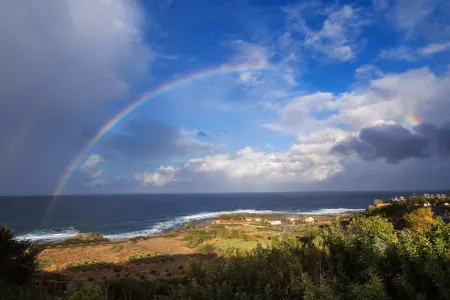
[35,211,356,281]
[18,209,363,244]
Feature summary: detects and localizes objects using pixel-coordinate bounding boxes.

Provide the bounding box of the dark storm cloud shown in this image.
[101,120,221,157]
[332,124,431,163]
[104,120,180,157]
[415,122,450,157]
[0,0,151,194]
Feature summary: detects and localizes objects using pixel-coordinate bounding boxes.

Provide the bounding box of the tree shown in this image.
[404,208,437,233]
[0,224,37,284]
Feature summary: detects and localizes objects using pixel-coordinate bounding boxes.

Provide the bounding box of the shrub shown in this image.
[184,230,213,248]
[140,275,145,280]
[65,282,106,300]
[374,199,384,205]
[404,207,437,233]
[113,266,123,273]
[87,277,95,282]
[60,232,109,246]
[128,252,170,264]
[215,239,258,256]
[68,260,107,272]
[109,245,123,253]
[197,243,215,253]
[0,224,37,284]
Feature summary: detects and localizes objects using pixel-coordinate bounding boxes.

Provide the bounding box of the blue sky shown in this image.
[1,0,450,195]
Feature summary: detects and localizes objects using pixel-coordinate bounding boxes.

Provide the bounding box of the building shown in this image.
[287,217,297,223]
[245,218,253,222]
[304,217,315,223]
[268,220,282,225]
[254,218,261,222]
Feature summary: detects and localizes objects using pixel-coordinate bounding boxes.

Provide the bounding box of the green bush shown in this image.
[215,239,258,256]
[197,244,215,253]
[109,245,123,253]
[60,232,109,246]
[65,282,106,300]
[0,224,37,284]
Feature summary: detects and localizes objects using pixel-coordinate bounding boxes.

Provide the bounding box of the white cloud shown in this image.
[379,41,450,61]
[237,72,260,85]
[80,154,104,171]
[134,166,178,187]
[283,4,367,61]
[378,46,416,61]
[263,92,333,134]
[184,146,342,183]
[418,41,450,55]
[228,40,272,67]
[355,64,384,80]
[385,0,450,39]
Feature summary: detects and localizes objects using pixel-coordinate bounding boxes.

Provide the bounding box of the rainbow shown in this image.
[42,62,276,225]
[405,114,422,127]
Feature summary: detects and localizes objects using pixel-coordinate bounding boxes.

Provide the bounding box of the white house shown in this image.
[444,203,449,206]
[254,218,261,222]
[304,217,315,223]
[269,220,282,225]
[245,218,253,222]
[216,220,221,224]
[399,196,405,200]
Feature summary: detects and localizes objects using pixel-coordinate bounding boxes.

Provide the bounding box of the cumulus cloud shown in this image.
[263,92,334,134]
[132,145,343,189]
[0,0,152,194]
[135,166,178,187]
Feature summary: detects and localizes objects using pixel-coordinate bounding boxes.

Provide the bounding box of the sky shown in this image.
[1,0,450,195]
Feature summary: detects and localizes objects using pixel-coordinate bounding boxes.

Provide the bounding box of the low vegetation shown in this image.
[128,252,171,264]
[2,199,450,299]
[109,245,123,253]
[58,232,109,246]
[68,260,107,272]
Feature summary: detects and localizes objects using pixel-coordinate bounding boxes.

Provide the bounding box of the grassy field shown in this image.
[35,213,339,282]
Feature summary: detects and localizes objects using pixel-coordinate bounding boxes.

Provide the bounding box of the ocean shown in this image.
[0,191,408,243]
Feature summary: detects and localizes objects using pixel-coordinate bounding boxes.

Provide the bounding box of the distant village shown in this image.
[372,192,450,208]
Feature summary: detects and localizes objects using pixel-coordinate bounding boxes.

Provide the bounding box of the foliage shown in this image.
[196,244,215,253]
[59,232,109,246]
[0,224,37,284]
[109,245,123,253]
[404,207,437,233]
[128,252,170,264]
[373,199,384,205]
[3,207,450,299]
[215,239,258,256]
[68,260,107,272]
[65,282,106,300]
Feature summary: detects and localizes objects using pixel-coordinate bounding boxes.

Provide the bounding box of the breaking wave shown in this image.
[16,227,80,243]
